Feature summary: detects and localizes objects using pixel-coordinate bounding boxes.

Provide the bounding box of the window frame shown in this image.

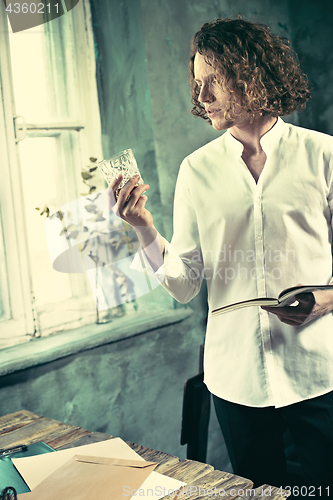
[0,0,104,348]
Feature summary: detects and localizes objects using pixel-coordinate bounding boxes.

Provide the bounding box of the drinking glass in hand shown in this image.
[97,148,143,197]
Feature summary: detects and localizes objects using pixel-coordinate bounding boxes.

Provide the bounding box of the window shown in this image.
[0,0,104,348]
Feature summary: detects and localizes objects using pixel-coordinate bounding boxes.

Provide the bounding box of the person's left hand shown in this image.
[261,288,333,326]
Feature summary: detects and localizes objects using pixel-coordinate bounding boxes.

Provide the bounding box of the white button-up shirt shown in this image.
[153,117,333,408]
[157,118,333,407]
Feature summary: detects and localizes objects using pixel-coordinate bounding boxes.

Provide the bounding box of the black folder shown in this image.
[0,442,55,493]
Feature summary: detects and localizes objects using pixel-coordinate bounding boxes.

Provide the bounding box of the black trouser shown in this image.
[213,391,333,498]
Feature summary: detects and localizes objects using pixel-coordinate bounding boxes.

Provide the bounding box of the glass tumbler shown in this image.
[97,148,143,195]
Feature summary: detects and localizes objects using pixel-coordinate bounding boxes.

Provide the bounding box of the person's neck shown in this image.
[229,115,277,155]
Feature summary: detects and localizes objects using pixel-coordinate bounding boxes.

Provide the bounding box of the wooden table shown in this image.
[0,410,289,499]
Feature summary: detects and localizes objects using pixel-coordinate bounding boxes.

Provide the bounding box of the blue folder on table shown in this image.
[0,442,55,493]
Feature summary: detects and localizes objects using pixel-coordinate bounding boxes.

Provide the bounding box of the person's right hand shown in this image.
[107,173,154,229]
[108,173,165,264]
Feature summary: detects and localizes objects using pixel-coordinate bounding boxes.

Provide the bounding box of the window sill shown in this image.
[0,307,193,376]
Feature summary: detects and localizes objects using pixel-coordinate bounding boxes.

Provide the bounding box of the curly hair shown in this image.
[189,18,310,124]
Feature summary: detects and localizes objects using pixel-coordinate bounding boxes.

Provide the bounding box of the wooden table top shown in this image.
[0,410,289,499]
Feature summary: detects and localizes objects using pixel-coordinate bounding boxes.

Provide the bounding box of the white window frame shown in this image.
[0,0,103,348]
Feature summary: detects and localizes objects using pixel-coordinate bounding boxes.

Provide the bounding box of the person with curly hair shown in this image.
[189,18,310,124]
[109,18,333,495]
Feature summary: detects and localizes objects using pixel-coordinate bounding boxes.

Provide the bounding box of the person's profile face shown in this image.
[193,52,245,131]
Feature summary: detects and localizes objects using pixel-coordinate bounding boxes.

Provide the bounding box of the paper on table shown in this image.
[12,437,142,490]
[17,455,157,500]
[137,470,185,499]
[12,437,186,499]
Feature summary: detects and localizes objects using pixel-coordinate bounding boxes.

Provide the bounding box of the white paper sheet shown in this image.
[12,437,185,499]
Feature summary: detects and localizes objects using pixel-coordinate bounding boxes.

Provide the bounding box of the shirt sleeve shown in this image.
[326,143,333,284]
[131,159,204,304]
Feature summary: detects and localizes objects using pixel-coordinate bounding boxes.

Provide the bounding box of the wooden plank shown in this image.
[56,432,115,450]
[126,442,179,473]
[161,469,253,500]
[161,459,214,482]
[143,450,179,474]
[46,428,92,449]
[0,417,75,448]
[0,410,42,435]
[190,469,253,499]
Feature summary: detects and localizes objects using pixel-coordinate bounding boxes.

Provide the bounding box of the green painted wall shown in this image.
[287,0,333,134]
[0,316,204,459]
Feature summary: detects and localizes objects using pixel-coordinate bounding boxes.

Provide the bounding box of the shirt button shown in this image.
[256,235,262,241]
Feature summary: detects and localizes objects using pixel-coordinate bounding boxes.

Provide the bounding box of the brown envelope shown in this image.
[17,455,157,499]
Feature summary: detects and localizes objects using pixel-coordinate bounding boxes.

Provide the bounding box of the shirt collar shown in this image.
[225,117,286,155]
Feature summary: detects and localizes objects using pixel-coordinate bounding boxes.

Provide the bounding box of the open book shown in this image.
[211,284,333,317]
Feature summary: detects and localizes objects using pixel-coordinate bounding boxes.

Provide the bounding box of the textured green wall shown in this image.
[90,0,165,235]
[287,0,333,134]
[0,316,203,459]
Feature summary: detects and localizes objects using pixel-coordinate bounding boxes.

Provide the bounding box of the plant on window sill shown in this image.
[36,157,139,326]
